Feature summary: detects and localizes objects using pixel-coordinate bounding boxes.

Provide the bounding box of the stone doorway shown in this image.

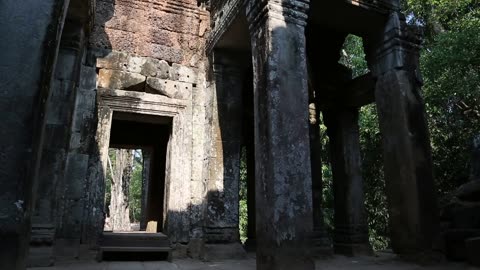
[108,112,172,234]
[99,112,173,260]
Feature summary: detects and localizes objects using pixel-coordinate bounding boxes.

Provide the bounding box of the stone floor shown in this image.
[29,253,477,270]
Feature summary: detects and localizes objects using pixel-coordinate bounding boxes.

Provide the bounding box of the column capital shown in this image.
[370,12,423,77]
[246,0,310,33]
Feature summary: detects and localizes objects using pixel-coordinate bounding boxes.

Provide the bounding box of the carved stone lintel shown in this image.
[246,0,310,33]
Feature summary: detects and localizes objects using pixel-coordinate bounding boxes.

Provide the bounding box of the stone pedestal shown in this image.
[368,12,440,256]
[324,108,372,256]
[27,224,55,267]
[246,1,314,269]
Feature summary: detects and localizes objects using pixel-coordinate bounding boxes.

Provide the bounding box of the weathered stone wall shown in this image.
[91,0,209,68]
[69,0,212,254]
[0,1,70,268]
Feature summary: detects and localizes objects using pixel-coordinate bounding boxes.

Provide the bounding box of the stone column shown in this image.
[246,1,314,269]
[324,108,372,256]
[56,55,98,256]
[204,50,245,259]
[0,1,69,269]
[28,20,85,267]
[140,149,153,231]
[367,12,440,256]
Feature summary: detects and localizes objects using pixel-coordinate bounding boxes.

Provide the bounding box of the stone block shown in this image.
[64,153,89,200]
[201,243,246,261]
[79,65,97,90]
[170,63,198,83]
[98,69,146,91]
[143,58,171,79]
[466,237,480,266]
[55,49,79,80]
[145,78,192,99]
[187,238,205,259]
[96,51,129,70]
[126,55,147,74]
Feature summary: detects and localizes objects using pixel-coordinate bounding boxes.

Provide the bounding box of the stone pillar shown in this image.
[367,12,440,256]
[324,108,372,256]
[140,149,153,231]
[0,1,69,269]
[246,1,314,269]
[203,50,245,259]
[56,55,98,256]
[28,20,85,267]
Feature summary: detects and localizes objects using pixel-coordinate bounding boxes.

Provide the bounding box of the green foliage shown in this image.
[239,147,248,243]
[358,105,389,251]
[339,35,369,78]
[404,0,480,43]
[421,12,480,195]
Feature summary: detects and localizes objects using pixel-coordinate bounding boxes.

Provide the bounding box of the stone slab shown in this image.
[466,237,480,266]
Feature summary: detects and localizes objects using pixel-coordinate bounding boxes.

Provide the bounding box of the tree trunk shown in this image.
[109,149,133,231]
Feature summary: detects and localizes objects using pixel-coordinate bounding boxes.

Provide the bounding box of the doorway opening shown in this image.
[100,111,173,261]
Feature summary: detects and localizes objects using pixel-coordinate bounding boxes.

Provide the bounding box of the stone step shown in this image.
[101,232,170,247]
[99,232,172,261]
[466,237,480,267]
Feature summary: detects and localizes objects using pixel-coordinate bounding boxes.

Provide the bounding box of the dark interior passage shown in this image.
[109,112,172,233]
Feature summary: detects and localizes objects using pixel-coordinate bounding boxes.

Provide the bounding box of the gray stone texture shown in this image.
[368,12,440,257]
[324,108,372,256]
[0,0,70,269]
[29,20,87,267]
[246,1,314,269]
[204,51,245,248]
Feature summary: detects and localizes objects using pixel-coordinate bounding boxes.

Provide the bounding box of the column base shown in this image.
[201,243,246,261]
[312,230,333,257]
[334,243,373,257]
[28,223,55,267]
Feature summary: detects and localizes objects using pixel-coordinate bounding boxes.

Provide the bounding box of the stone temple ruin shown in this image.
[0,0,479,269]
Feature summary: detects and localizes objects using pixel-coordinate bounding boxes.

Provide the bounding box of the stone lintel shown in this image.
[246,0,310,33]
[318,72,376,110]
